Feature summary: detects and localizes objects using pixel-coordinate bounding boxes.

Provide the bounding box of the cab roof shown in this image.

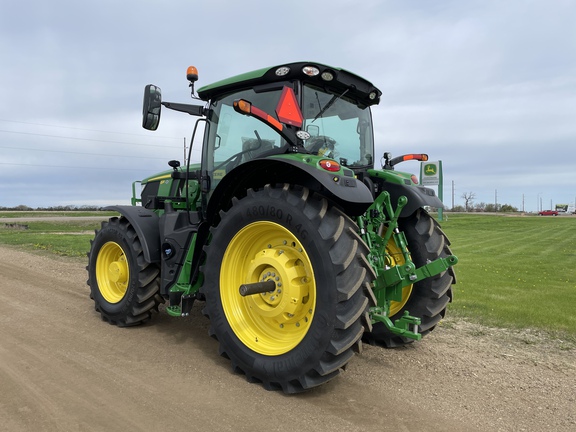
[197,61,382,108]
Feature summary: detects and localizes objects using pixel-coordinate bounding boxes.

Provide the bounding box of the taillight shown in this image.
[319,160,340,172]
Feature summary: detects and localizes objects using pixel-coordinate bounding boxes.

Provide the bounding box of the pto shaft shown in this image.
[239,280,276,296]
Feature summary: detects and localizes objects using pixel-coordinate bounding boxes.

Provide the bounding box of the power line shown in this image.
[0,129,182,149]
[0,161,156,172]
[0,118,180,140]
[0,145,168,160]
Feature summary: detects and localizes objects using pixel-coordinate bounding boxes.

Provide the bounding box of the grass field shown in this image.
[1,211,575,338]
[0,211,112,218]
[440,213,576,339]
[0,214,111,257]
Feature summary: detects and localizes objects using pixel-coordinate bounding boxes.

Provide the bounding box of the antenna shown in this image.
[183,137,187,165]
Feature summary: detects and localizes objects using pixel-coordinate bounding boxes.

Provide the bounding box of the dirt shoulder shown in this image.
[0,245,574,432]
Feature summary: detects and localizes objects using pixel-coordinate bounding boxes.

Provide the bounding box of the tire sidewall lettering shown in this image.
[245,203,308,241]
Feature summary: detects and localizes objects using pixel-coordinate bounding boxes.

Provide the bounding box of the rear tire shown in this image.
[87,217,162,326]
[201,184,375,393]
[363,209,455,347]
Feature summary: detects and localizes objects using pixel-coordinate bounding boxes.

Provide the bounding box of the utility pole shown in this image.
[451,180,455,209]
[495,189,498,211]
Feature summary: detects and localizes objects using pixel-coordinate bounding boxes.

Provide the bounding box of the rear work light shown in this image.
[275,66,290,76]
[302,66,320,76]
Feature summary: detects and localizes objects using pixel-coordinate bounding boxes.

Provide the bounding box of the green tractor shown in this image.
[87,62,457,393]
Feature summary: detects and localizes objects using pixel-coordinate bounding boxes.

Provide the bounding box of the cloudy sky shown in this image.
[1,0,575,212]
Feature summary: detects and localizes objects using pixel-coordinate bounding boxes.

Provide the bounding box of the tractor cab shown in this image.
[198,64,380,176]
[143,63,382,214]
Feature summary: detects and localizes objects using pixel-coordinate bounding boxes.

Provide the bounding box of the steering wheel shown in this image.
[305,135,337,157]
[213,151,246,172]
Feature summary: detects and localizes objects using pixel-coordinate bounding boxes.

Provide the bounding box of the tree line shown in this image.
[451,192,518,213]
[0,205,105,211]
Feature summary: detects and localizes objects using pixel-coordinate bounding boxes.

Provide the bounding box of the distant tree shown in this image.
[500,204,518,212]
[450,205,466,212]
[474,202,486,212]
[461,192,476,212]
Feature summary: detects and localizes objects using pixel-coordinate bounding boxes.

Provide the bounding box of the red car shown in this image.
[538,210,558,216]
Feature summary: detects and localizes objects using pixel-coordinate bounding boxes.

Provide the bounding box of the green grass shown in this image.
[0,219,104,257]
[0,211,115,218]
[441,213,576,337]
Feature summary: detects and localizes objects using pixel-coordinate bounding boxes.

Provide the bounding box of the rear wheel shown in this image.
[201,184,375,393]
[363,209,455,347]
[87,217,162,326]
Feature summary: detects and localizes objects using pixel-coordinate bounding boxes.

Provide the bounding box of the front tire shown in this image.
[87,217,163,326]
[201,185,375,393]
[363,209,455,347]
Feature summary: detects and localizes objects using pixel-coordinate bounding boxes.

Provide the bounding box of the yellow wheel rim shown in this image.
[96,241,130,304]
[220,221,316,356]
[384,234,413,316]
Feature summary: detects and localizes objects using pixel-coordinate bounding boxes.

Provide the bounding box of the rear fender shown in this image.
[367,170,443,216]
[379,182,443,216]
[206,158,374,222]
[104,205,160,263]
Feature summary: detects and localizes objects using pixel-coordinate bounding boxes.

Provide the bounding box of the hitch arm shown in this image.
[377,254,458,296]
[370,310,422,340]
[358,190,458,341]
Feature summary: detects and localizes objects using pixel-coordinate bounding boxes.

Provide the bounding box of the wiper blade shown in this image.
[311,88,349,123]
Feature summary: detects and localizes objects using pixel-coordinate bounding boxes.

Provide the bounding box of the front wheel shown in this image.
[201,185,375,393]
[363,209,456,347]
[87,217,163,326]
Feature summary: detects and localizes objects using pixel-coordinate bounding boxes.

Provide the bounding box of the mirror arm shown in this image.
[162,101,205,117]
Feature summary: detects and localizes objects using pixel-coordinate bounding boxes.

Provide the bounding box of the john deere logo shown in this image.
[424,164,437,175]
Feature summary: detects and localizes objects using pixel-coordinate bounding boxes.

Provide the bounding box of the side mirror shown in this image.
[306,124,320,137]
[142,84,162,130]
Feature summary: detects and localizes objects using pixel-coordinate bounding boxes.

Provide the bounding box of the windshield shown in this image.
[202,83,375,193]
[302,84,374,168]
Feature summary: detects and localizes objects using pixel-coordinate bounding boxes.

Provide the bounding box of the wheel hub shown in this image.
[96,241,130,304]
[108,260,128,283]
[220,222,316,356]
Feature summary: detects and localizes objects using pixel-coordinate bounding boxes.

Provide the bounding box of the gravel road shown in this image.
[0,245,574,432]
